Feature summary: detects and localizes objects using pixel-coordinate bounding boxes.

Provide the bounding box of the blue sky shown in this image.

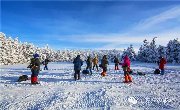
[1,1,180,51]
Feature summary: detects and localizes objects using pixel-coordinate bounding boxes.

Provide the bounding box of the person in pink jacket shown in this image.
[121,55,132,83]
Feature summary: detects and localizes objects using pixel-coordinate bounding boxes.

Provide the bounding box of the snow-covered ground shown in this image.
[0,62,180,110]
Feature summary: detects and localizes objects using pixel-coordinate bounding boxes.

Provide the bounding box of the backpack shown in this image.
[82,69,90,74]
[137,71,146,75]
[154,69,160,74]
[18,75,28,82]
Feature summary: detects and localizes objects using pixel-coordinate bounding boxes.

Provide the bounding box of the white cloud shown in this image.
[56,6,180,51]
[135,6,180,30]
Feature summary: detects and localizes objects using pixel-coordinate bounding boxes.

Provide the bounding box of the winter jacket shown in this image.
[73,56,83,71]
[121,56,131,72]
[31,58,41,71]
[114,57,119,64]
[44,59,49,66]
[101,57,109,68]
[86,57,92,68]
[122,55,131,67]
[159,58,167,69]
[92,57,98,65]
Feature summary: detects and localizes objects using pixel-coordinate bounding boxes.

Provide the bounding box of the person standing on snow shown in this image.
[30,53,41,84]
[159,56,167,75]
[43,58,50,70]
[114,56,120,70]
[100,55,109,77]
[86,56,93,75]
[92,56,99,71]
[121,55,132,83]
[73,55,83,80]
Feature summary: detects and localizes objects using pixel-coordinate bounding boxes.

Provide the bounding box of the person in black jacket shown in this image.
[30,53,41,84]
[86,56,93,75]
[114,56,119,70]
[73,55,83,80]
[100,55,109,76]
[43,58,50,70]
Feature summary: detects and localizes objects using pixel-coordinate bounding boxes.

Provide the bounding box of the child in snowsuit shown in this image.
[44,58,49,70]
[30,53,41,84]
[92,56,99,71]
[159,57,167,75]
[86,56,93,75]
[114,56,119,70]
[121,55,132,83]
[100,55,109,77]
[73,55,83,80]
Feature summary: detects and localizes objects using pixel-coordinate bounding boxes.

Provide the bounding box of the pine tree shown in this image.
[137,39,149,62]
[147,37,158,63]
[137,37,158,63]
[166,38,180,63]
[157,45,167,59]
[122,44,136,61]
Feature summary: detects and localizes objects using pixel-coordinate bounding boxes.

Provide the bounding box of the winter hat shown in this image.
[33,53,40,58]
[77,55,80,58]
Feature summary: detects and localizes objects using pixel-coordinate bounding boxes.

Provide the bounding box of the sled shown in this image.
[82,69,90,74]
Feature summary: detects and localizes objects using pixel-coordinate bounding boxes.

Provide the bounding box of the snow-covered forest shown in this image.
[0,32,180,65]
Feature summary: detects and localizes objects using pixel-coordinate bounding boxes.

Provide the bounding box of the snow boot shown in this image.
[78,74,81,80]
[117,66,119,70]
[101,72,106,77]
[115,66,119,70]
[115,66,117,70]
[127,75,132,82]
[123,75,129,83]
[31,76,38,84]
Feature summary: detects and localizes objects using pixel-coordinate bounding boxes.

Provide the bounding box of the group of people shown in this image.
[73,55,133,83]
[73,54,167,82]
[28,53,167,84]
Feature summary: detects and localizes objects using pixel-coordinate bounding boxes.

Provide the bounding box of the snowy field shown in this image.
[0,62,180,110]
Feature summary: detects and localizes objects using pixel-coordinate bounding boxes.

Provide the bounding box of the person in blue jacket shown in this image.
[73,55,83,80]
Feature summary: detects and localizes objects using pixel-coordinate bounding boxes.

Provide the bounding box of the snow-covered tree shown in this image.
[137,37,158,63]
[137,39,149,62]
[1,32,180,65]
[157,45,167,59]
[122,44,136,61]
[166,38,180,63]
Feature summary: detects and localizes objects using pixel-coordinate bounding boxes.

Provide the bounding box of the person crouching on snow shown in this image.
[100,55,109,77]
[30,53,41,84]
[159,56,167,75]
[114,56,120,70]
[121,55,132,83]
[73,55,83,80]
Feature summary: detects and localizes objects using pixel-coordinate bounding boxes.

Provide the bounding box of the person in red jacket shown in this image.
[159,56,167,75]
[121,55,132,83]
